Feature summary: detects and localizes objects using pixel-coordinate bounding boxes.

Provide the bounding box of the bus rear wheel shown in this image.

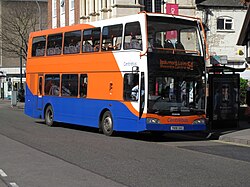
[45,105,55,127]
[101,111,114,136]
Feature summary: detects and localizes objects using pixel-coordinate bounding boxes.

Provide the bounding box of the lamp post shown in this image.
[35,0,42,30]
[20,48,23,90]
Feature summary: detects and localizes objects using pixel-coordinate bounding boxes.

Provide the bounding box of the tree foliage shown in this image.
[0,2,40,60]
[240,77,248,105]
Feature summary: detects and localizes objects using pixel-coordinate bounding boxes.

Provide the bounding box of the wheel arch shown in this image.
[43,103,52,119]
[98,108,110,129]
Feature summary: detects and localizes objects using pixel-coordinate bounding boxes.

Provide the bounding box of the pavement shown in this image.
[1,99,250,147]
[217,121,250,146]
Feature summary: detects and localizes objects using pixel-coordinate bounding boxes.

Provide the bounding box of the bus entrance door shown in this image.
[37,75,43,110]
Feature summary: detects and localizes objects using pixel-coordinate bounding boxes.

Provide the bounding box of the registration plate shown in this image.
[170,126,184,131]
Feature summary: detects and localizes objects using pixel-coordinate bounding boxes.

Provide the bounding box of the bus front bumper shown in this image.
[146,123,206,132]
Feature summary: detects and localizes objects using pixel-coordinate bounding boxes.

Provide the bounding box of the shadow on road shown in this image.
[35,120,215,142]
[35,119,250,143]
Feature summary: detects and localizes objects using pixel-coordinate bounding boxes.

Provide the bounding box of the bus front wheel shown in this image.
[45,105,55,127]
[101,111,114,136]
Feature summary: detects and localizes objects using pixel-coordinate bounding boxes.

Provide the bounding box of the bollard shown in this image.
[11,91,17,107]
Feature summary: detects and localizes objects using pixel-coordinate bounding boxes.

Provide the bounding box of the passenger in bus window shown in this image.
[80,78,87,97]
[82,41,93,52]
[47,42,55,55]
[93,40,100,52]
[131,82,139,101]
[182,94,187,107]
[130,35,141,50]
[148,26,155,48]
[62,85,71,96]
[36,43,45,56]
[69,39,76,53]
[76,41,81,53]
[54,41,61,55]
[64,46,70,54]
[175,41,185,53]
[49,83,59,96]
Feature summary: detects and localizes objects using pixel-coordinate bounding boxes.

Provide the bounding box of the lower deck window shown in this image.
[45,74,60,96]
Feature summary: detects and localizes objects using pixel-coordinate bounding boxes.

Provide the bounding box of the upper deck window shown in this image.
[64,30,81,54]
[32,36,46,57]
[147,17,202,56]
[102,24,123,51]
[124,22,142,50]
[82,28,101,52]
[47,33,63,56]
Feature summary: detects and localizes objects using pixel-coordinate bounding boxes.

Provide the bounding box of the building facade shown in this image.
[237,2,250,79]
[238,5,250,64]
[48,0,199,28]
[196,0,248,69]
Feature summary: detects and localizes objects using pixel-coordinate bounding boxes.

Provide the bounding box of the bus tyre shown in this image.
[101,111,114,136]
[45,105,54,127]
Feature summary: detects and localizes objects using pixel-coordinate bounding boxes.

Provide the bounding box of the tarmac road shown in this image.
[0,100,250,187]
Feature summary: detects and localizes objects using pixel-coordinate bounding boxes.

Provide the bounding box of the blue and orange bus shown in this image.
[25,12,207,136]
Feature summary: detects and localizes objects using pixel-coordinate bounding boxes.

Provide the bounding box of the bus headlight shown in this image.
[193,118,206,125]
[147,118,160,124]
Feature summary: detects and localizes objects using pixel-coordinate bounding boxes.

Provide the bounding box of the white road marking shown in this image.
[0,169,7,177]
[10,182,19,187]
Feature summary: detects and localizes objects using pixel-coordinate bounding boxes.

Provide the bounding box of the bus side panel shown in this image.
[41,97,144,132]
[25,85,42,119]
[25,90,206,132]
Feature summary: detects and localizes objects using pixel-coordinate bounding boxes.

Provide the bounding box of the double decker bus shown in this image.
[25,12,207,136]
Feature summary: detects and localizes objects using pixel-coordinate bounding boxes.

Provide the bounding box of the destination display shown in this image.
[160,59,194,70]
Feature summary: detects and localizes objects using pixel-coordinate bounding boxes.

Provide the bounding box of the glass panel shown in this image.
[180,28,200,55]
[147,17,202,56]
[47,33,63,56]
[225,23,232,30]
[38,77,43,95]
[148,76,205,115]
[102,24,123,51]
[32,36,46,57]
[82,28,101,52]
[80,74,88,97]
[124,22,142,50]
[123,73,139,101]
[217,19,224,30]
[64,30,81,54]
[61,74,78,97]
[44,74,60,96]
